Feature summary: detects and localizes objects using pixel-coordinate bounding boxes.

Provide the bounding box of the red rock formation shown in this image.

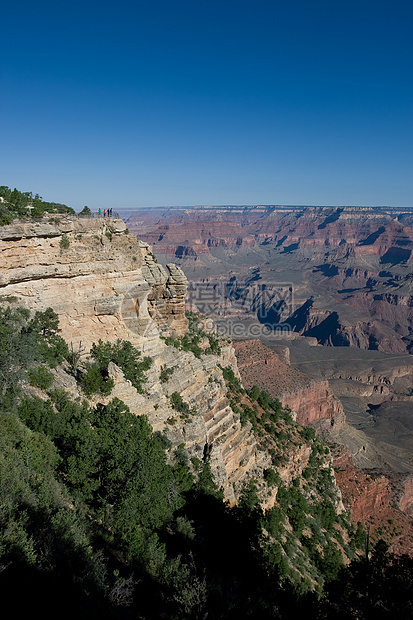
[124,205,413,354]
[126,206,413,266]
[333,452,413,556]
[400,476,413,516]
[233,339,345,428]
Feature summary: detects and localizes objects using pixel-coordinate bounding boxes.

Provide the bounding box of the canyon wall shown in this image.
[333,452,413,555]
[0,216,187,353]
[0,216,274,505]
[121,205,413,555]
[233,339,345,429]
[124,205,413,354]
[2,213,412,556]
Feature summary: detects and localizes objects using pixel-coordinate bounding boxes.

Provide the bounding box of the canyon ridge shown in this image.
[123,204,413,553]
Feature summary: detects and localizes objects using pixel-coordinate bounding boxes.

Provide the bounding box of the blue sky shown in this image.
[1,0,412,209]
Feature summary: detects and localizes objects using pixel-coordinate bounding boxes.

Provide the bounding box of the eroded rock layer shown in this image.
[124,205,413,354]
[233,339,345,429]
[0,216,270,504]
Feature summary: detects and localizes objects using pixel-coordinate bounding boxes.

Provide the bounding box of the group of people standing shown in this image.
[98,208,113,217]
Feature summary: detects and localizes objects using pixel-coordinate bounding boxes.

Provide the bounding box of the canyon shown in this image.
[123,205,413,551]
[1,207,412,555]
[124,205,413,352]
[0,216,270,505]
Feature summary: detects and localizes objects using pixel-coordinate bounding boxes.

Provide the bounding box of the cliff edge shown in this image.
[0,215,272,504]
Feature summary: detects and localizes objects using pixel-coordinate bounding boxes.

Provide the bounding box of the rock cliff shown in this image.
[124,205,413,354]
[233,339,345,429]
[119,206,413,557]
[0,216,188,353]
[0,216,271,504]
[333,452,413,555]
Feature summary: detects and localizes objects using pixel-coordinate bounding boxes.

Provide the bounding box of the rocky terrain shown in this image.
[0,215,275,505]
[233,339,345,430]
[273,337,413,471]
[125,205,413,354]
[0,217,189,353]
[122,205,413,552]
[2,210,413,561]
[232,337,413,553]
[4,208,383,617]
[333,451,413,556]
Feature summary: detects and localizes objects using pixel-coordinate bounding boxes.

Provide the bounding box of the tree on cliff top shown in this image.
[0,185,75,223]
[78,205,91,217]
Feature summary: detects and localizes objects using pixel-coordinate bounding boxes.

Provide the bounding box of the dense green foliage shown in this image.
[0,412,108,615]
[59,233,70,249]
[17,394,180,555]
[1,299,413,618]
[28,366,54,389]
[0,185,75,224]
[79,338,152,396]
[0,304,68,408]
[170,391,197,417]
[78,205,92,217]
[160,365,175,383]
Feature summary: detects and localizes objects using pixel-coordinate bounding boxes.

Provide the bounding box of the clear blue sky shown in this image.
[1,0,412,209]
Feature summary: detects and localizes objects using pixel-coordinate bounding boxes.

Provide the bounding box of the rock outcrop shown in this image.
[400,476,413,516]
[233,339,345,429]
[333,452,413,555]
[118,206,413,557]
[0,216,270,504]
[0,216,188,353]
[102,345,263,505]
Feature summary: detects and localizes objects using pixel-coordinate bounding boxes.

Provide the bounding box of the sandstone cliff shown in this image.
[0,216,190,353]
[0,216,271,504]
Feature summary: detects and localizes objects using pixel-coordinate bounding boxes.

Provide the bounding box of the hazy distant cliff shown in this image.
[124,205,413,354]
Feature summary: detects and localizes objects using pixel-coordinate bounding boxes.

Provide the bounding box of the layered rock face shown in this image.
[0,217,188,353]
[0,216,271,504]
[101,343,265,505]
[125,205,413,267]
[134,219,256,259]
[140,246,189,336]
[119,206,413,555]
[233,339,345,429]
[286,293,413,354]
[124,205,413,354]
[333,452,413,555]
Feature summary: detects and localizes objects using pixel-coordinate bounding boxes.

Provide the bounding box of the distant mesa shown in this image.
[124,205,413,355]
